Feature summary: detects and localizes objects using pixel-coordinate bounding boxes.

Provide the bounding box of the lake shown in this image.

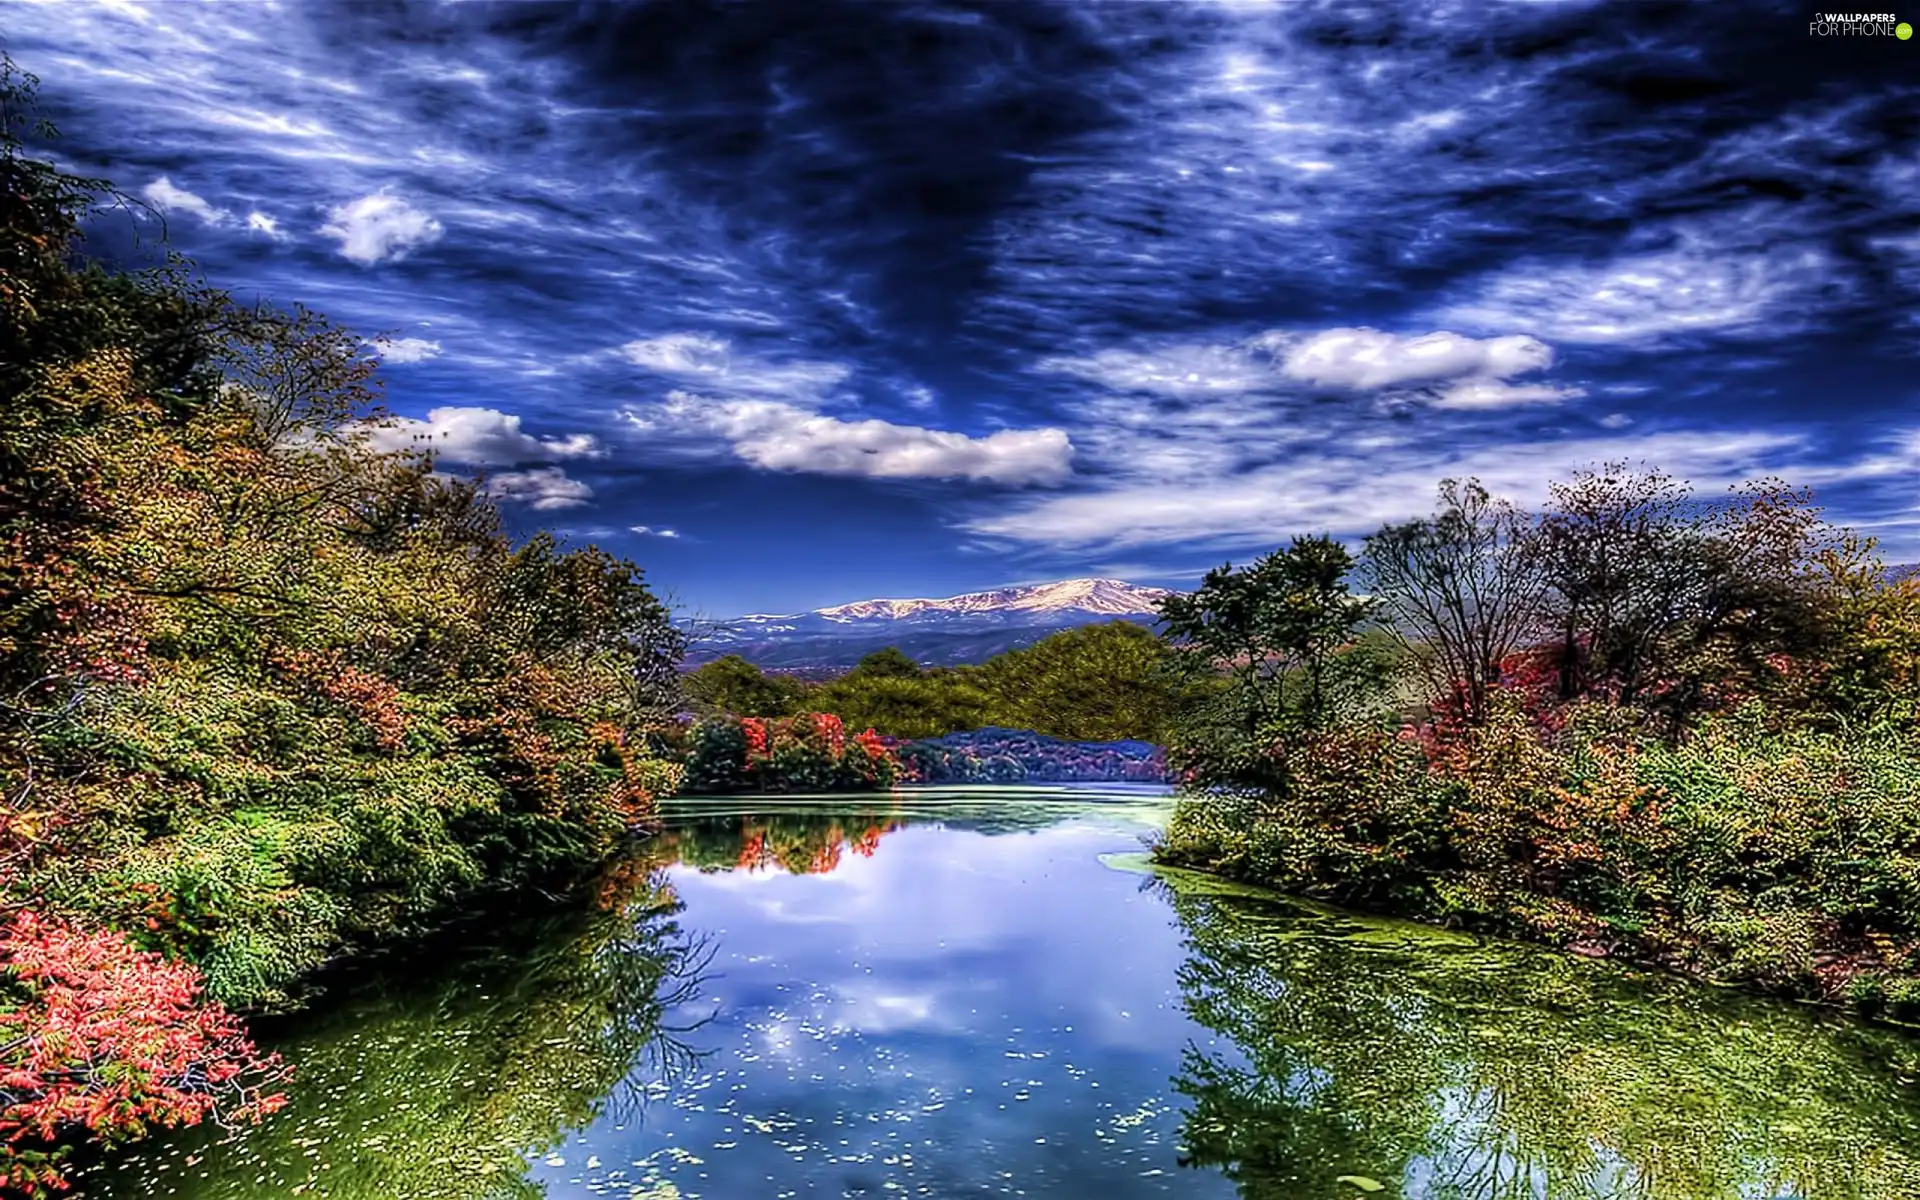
[81,786,1920,1199]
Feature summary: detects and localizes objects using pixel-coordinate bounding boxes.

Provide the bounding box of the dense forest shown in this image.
[0,66,685,1194]
[682,621,1187,743]
[1152,474,1920,1021]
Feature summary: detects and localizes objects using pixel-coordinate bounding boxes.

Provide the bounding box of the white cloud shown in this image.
[967,430,1802,550]
[1788,429,1920,492]
[142,176,224,224]
[487,467,592,511]
[1046,326,1577,411]
[1431,379,1579,410]
[1272,327,1552,392]
[319,192,444,265]
[1059,389,1302,479]
[366,406,598,465]
[1394,109,1463,139]
[625,393,1072,486]
[619,332,730,376]
[1440,243,1832,345]
[245,211,283,238]
[372,336,443,364]
[1037,342,1276,399]
[630,525,682,539]
[617,333,850,398]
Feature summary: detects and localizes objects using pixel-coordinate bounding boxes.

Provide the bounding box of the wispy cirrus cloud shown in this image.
[1043,325,1580,411]
[617,333,852,400]
[15,0,1918,609]
[1038,342,1279,400]
[968,429,1805,552]
[1439,241,1838,346]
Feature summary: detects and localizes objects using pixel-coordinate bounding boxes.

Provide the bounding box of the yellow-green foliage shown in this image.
[686,621,1190,743]
[1164,876,1920,1200]
[0,132,684,1010]
[85,863,710,1199]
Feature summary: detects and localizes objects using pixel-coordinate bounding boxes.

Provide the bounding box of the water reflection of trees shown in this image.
[1159,874,1920,1200]
[653,791,1173,873]
[657,804,909,875]
[85,862,714,1200]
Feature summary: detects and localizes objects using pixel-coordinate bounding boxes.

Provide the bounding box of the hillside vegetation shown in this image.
[684,621,1190,743]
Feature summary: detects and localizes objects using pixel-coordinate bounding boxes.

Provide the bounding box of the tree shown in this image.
[1363,478,1544,725]
[1157,537,1387,795]
[843,646,923,681]
[1531,464,1827,731]
[1530,464,1693,706]
[1795,534,1920,730]
[682,655,807,717]
[0,911,289,1195]
[975,621,1185,741]
[0,65,698,1186]
[810,671,994,740]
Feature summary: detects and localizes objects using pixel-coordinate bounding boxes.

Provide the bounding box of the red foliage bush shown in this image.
[741,717,770,760]
[272,648,408,753]
[683,714,900,794]
[0,911,289,1196]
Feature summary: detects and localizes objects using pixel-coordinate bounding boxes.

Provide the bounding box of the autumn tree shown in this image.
[1531,464,1828,732]
[0,66,690,1188]
[1778,533,1920,731]
[1362,478,1544,725]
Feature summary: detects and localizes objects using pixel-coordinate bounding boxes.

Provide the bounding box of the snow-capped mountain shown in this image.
[811,578,1171,624]
[695,578,1177,669]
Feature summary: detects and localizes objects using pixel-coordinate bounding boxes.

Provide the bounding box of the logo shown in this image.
[1809,11,1909,34]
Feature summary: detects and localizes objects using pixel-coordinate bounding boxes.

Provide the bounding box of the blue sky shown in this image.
[9,0,1919,617]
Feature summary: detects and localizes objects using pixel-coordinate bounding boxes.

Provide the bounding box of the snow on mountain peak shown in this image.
[808,577,1171,623]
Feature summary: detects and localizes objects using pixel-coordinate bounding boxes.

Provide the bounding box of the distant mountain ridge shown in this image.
[695,578,1177,670]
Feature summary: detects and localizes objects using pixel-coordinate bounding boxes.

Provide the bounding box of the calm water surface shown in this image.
[84,786,1920,1199]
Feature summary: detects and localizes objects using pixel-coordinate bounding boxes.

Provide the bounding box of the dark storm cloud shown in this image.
[7,0,1918,612]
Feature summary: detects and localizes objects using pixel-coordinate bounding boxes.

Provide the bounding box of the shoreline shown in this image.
[1149,843,1920,1033]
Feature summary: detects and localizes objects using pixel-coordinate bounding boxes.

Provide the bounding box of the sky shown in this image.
[8,0,1919,617]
